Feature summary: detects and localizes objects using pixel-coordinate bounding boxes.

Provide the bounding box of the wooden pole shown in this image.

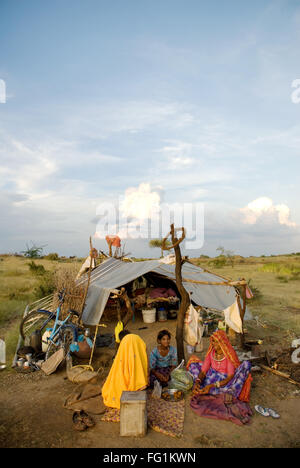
[79,236,94,323]
[260,365,300,387]
[88,323,99,370]
[180,278,247,286]
[169,224,190,363]
[236,283,247,349]
[240,282,247,348]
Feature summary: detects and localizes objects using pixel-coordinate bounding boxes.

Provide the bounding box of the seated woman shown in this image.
[188,330,252,402]
[149,329,178,388]
[102,333,148,409]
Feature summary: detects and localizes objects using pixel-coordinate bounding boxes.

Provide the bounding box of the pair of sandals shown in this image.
[72,410,95,431]
[254,405,280,418]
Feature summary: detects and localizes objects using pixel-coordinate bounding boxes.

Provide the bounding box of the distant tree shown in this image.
[149,238,172,258]
[209,246,235,268]
[21,242,47,258]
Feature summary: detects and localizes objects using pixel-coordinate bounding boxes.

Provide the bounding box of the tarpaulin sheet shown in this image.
[78,258,238,326]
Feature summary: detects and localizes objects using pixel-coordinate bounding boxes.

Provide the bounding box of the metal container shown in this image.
[120,391,147,437]
[161,388,184,401]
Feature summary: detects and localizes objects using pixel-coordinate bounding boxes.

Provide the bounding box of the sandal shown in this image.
[266,408,280,419]
[72,411,87,431]
[79,410,95,428]
[254,405,270,417]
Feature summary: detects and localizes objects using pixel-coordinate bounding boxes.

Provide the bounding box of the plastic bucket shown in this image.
[142,309,156,323]
[158,308,167,322]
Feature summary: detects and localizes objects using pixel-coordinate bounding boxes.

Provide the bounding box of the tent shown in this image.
[77,257,246,326]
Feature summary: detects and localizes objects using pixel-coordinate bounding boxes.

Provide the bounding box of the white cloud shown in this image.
[120,183,161,221]
[240,197,297,227]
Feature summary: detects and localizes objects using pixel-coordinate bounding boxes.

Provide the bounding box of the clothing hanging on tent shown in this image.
[223,300,243,334]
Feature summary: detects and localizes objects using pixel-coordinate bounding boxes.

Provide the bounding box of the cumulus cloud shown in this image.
[120,183,162,221]
[240,197,297,227]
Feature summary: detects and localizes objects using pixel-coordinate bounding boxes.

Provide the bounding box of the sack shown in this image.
[169,360,194,392]
[41,348,65,375]
[151,379,162,399]
[184,304,203,347]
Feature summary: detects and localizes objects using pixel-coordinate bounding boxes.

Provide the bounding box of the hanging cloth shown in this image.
[223,300,243,334]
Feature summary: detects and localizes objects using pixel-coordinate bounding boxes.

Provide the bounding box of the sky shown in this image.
[0,0,300,258]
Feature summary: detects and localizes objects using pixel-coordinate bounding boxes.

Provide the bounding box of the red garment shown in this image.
[187,330,252,403]
[207,330,252,402]
[202,349,235,375]
[105,235,121,247]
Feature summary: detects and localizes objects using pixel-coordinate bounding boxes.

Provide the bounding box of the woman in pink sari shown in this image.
[188,330,253,425]
[187,330,252,402]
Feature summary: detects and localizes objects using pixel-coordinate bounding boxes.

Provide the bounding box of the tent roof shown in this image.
[78,257,237,325]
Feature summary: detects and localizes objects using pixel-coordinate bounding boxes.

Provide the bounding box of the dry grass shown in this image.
[51,264,85,319]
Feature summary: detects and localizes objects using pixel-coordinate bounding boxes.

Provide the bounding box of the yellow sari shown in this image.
[102,334,148,409]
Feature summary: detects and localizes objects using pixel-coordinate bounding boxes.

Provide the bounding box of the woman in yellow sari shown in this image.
[102,334,148,409]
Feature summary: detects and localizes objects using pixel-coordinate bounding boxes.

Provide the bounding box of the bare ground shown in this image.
[1,316,300,449]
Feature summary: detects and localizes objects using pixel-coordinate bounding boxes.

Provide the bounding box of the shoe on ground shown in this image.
[266,408,280,419]
[254,405,270,417]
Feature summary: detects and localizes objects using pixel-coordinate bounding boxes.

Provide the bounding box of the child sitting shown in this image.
[149,329,178,387]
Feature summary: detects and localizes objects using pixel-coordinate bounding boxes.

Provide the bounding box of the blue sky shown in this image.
[1,0,300,257]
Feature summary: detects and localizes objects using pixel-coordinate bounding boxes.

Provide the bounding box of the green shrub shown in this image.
[209,256,227,268]
[34,271,55,298]
[45,253,59,261]
[27,261,46,276]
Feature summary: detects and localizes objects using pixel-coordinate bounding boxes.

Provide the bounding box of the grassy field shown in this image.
[0,255,84,364]
[191,254,300,334]
[0,253,300,366]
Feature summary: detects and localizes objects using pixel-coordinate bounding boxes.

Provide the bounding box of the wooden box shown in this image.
[120,391,147,437]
